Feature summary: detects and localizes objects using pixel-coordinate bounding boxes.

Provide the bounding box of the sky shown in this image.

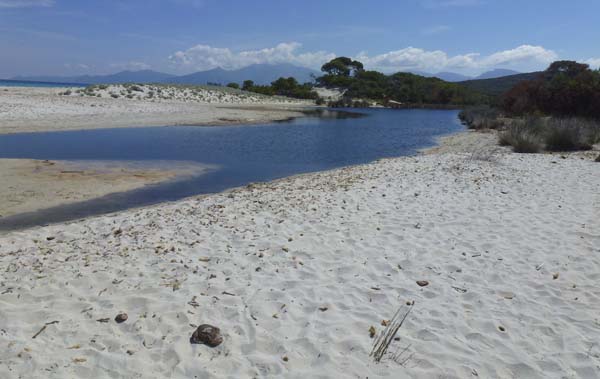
[1,0,599,78]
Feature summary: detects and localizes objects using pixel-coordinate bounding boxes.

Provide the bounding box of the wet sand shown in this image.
[0,159,211,218]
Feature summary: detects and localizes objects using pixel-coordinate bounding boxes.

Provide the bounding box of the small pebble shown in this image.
[115,313,128,323]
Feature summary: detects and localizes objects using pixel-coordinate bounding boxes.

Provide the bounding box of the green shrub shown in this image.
[459,106,503,130]
[99,84,108,90]
[544,118,593,151]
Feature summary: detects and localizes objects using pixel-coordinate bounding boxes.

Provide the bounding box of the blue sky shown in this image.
[1,0,599,78]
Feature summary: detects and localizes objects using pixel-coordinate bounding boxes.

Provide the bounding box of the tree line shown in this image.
[502,61,600,119]
[232,57,600,117]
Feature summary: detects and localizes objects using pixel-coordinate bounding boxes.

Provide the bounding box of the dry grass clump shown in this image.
[498,117,600,153]
[498,118,544,153]
[543,118,597,151]
[370,305,413,363]
[459,106,504,130]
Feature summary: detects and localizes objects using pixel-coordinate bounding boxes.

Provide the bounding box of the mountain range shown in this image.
[458,71,543,96]
[10,64,319,86]
[411,69,521,82]
[10,64,521,87]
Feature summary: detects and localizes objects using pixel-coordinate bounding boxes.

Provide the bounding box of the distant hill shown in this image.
[165,64,319,85]
[406,69,521,83]
[11,70,176,84]
[11,64,319,86]
[475,69,521,80]
[458,71,542,96]
[432,72,472,82]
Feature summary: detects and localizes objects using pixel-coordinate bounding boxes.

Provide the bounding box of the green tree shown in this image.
[242,80,255,91]
[321,57,364,77]
[226,82,240,89]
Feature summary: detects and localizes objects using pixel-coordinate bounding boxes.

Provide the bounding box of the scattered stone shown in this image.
[553,273,559,280]
[190,324,223,347]
[369,326,376,338]
[498,326,506,332]
[96,318,110,323]
[282,356,289,362]
[416,280,429,287]
[113,229,122,236]
[46,236,55,241]
[115,313,128,323]
[319,307,328,312]
[595,154,600,162]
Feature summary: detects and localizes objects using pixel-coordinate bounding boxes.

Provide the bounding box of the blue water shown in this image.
[0,79,87,88]
[0,109,463,229]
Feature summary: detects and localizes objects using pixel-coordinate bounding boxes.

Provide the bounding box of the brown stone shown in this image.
[115,313,128,323]
[190,324,223,347]
[416,280,429,287]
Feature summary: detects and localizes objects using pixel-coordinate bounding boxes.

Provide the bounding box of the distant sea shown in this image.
[0,79,87,88]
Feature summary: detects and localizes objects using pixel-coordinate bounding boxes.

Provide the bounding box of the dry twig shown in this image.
[370,304,413,363]
[32,320,59,339]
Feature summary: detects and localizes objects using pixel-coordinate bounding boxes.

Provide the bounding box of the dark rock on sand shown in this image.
[115,313,128,323]
[190,324,223,347]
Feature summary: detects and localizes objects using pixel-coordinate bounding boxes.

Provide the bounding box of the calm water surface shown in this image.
[0,108,463,229]
[0,79,86,88]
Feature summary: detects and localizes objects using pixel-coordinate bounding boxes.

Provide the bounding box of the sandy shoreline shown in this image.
[0,159,211,219]
[1,129,599,378]
[0,86,311,135]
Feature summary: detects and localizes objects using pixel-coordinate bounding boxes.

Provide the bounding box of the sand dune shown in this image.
[0,86,311,135]
[1,138,599,378]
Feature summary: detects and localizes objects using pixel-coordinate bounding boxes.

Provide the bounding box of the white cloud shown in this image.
[110,61,151,71]
[480,45,558,67]
[169,42,560,75]
[169,42,335,71]
[0,0,54,8]
[357,45,558,74]
[421,25,452,35]
[585,58,600,69]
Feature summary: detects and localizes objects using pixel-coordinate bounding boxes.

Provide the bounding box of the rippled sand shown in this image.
[1,132,598,378]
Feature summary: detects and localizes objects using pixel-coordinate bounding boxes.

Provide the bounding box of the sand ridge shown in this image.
[0,86,311,135]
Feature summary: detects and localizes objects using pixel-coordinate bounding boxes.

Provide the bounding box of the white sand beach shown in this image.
[0,85,311,135]
[1,133,599,378]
